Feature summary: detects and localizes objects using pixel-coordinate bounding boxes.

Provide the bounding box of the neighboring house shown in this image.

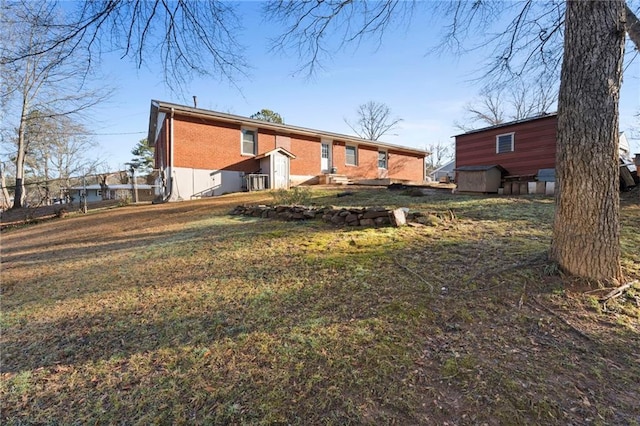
[147,100,427,201]
[69,184,154,203]
[455,113,557,179]
[429,159,455,182]
[454,113,635,192]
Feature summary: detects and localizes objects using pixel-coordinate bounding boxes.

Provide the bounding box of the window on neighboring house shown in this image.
[242,128,257,155]
[378,150,388,169]
[496,133,515,153]
[345,145,358,166]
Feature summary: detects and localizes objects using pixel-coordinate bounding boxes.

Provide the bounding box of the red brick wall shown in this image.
[388,150,425,181]
[456,115,557,176]
[290,134,322,175]
[332,142,424,181]
[172,116,260,173]
[163,112,424,181]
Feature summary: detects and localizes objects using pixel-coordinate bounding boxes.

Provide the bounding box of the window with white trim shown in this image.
[345,145,358,166]
[378,150,388,169]
[496,132,514,153]
[241,128,257,155]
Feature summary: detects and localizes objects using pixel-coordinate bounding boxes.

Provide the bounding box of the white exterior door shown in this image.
[321,141,331,172]
[273,153,289,189]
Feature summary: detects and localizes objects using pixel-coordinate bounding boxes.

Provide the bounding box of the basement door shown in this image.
[273,152,290,189]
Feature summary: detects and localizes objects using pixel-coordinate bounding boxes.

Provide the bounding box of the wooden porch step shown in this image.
[319,174,351,185]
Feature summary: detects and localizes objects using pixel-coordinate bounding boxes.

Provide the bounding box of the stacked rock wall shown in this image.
[230,205,444,227]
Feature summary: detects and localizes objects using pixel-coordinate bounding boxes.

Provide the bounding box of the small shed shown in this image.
[455,165,507,193]
[255,147,296,190]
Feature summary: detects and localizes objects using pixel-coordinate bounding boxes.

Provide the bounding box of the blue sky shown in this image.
[88,1,640,170]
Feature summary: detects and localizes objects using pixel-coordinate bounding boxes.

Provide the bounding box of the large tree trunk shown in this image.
[551,0,625,282]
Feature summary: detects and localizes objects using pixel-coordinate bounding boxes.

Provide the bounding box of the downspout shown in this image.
[165,107,175,201]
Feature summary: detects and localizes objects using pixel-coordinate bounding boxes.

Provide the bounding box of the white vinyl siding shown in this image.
[241,129,257,156]
[345,145,358,166]
[496,133,514,153]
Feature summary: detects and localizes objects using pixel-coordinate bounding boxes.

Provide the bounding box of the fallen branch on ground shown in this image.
[394,260,434,294]
[461,252,548,293]
[599,280,639,303]
[528,296,593,342]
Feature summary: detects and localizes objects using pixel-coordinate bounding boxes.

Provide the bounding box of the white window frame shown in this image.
[496,132,515,154]
[378,150,388,169]
[241,128,257,156]
[345,145,358,166]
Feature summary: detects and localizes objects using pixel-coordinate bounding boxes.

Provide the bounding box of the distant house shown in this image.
[454,113,636,193]
[429,159,455,182]
[68,184,154,203]
[147,100,427,201]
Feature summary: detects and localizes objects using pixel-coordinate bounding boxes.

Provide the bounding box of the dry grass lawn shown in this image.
[1,186,639,425]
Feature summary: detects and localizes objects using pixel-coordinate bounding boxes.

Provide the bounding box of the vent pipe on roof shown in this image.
[193,96,197,108]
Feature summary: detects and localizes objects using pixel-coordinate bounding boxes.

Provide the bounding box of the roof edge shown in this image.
[453,112,557,138]
[151,100,428,155]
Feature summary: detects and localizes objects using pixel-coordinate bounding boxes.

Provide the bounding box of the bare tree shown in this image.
[1,2,108,208]
[345,101,402,141]
[455,89,506,131]
[456,79,557,131]
[425,142,453,175]
[0,162,13,210]
[264,1,640,284]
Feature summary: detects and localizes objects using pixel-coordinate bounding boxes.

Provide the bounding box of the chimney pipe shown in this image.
[193,96,197,108]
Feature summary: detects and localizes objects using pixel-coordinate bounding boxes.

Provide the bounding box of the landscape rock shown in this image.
[229,204,442,229]
[390,208,407,227]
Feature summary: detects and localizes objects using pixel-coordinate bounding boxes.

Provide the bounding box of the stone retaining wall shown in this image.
[230,205,446,227]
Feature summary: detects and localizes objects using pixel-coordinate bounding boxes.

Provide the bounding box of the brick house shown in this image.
[147,100,426,201]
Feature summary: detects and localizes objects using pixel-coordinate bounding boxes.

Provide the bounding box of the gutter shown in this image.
[156,107,175,203]
[154,100,428,157]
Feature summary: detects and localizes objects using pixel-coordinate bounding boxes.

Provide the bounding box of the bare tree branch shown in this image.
[455,77,558,131]
[344,101,403,141]
[264,1,414,76]
[1,0,248,92]
[626,5,640,49]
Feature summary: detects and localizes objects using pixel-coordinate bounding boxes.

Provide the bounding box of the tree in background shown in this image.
[21,112,100,204]
[425,142,453,176]
[1,1,108,208]
[250,109,285,124]
[0,162,13,210]
[128,138,154,176]
[344,101,402,141]
[455,79,558,132]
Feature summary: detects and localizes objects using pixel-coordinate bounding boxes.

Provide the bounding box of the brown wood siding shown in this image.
[456,115,557,176]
